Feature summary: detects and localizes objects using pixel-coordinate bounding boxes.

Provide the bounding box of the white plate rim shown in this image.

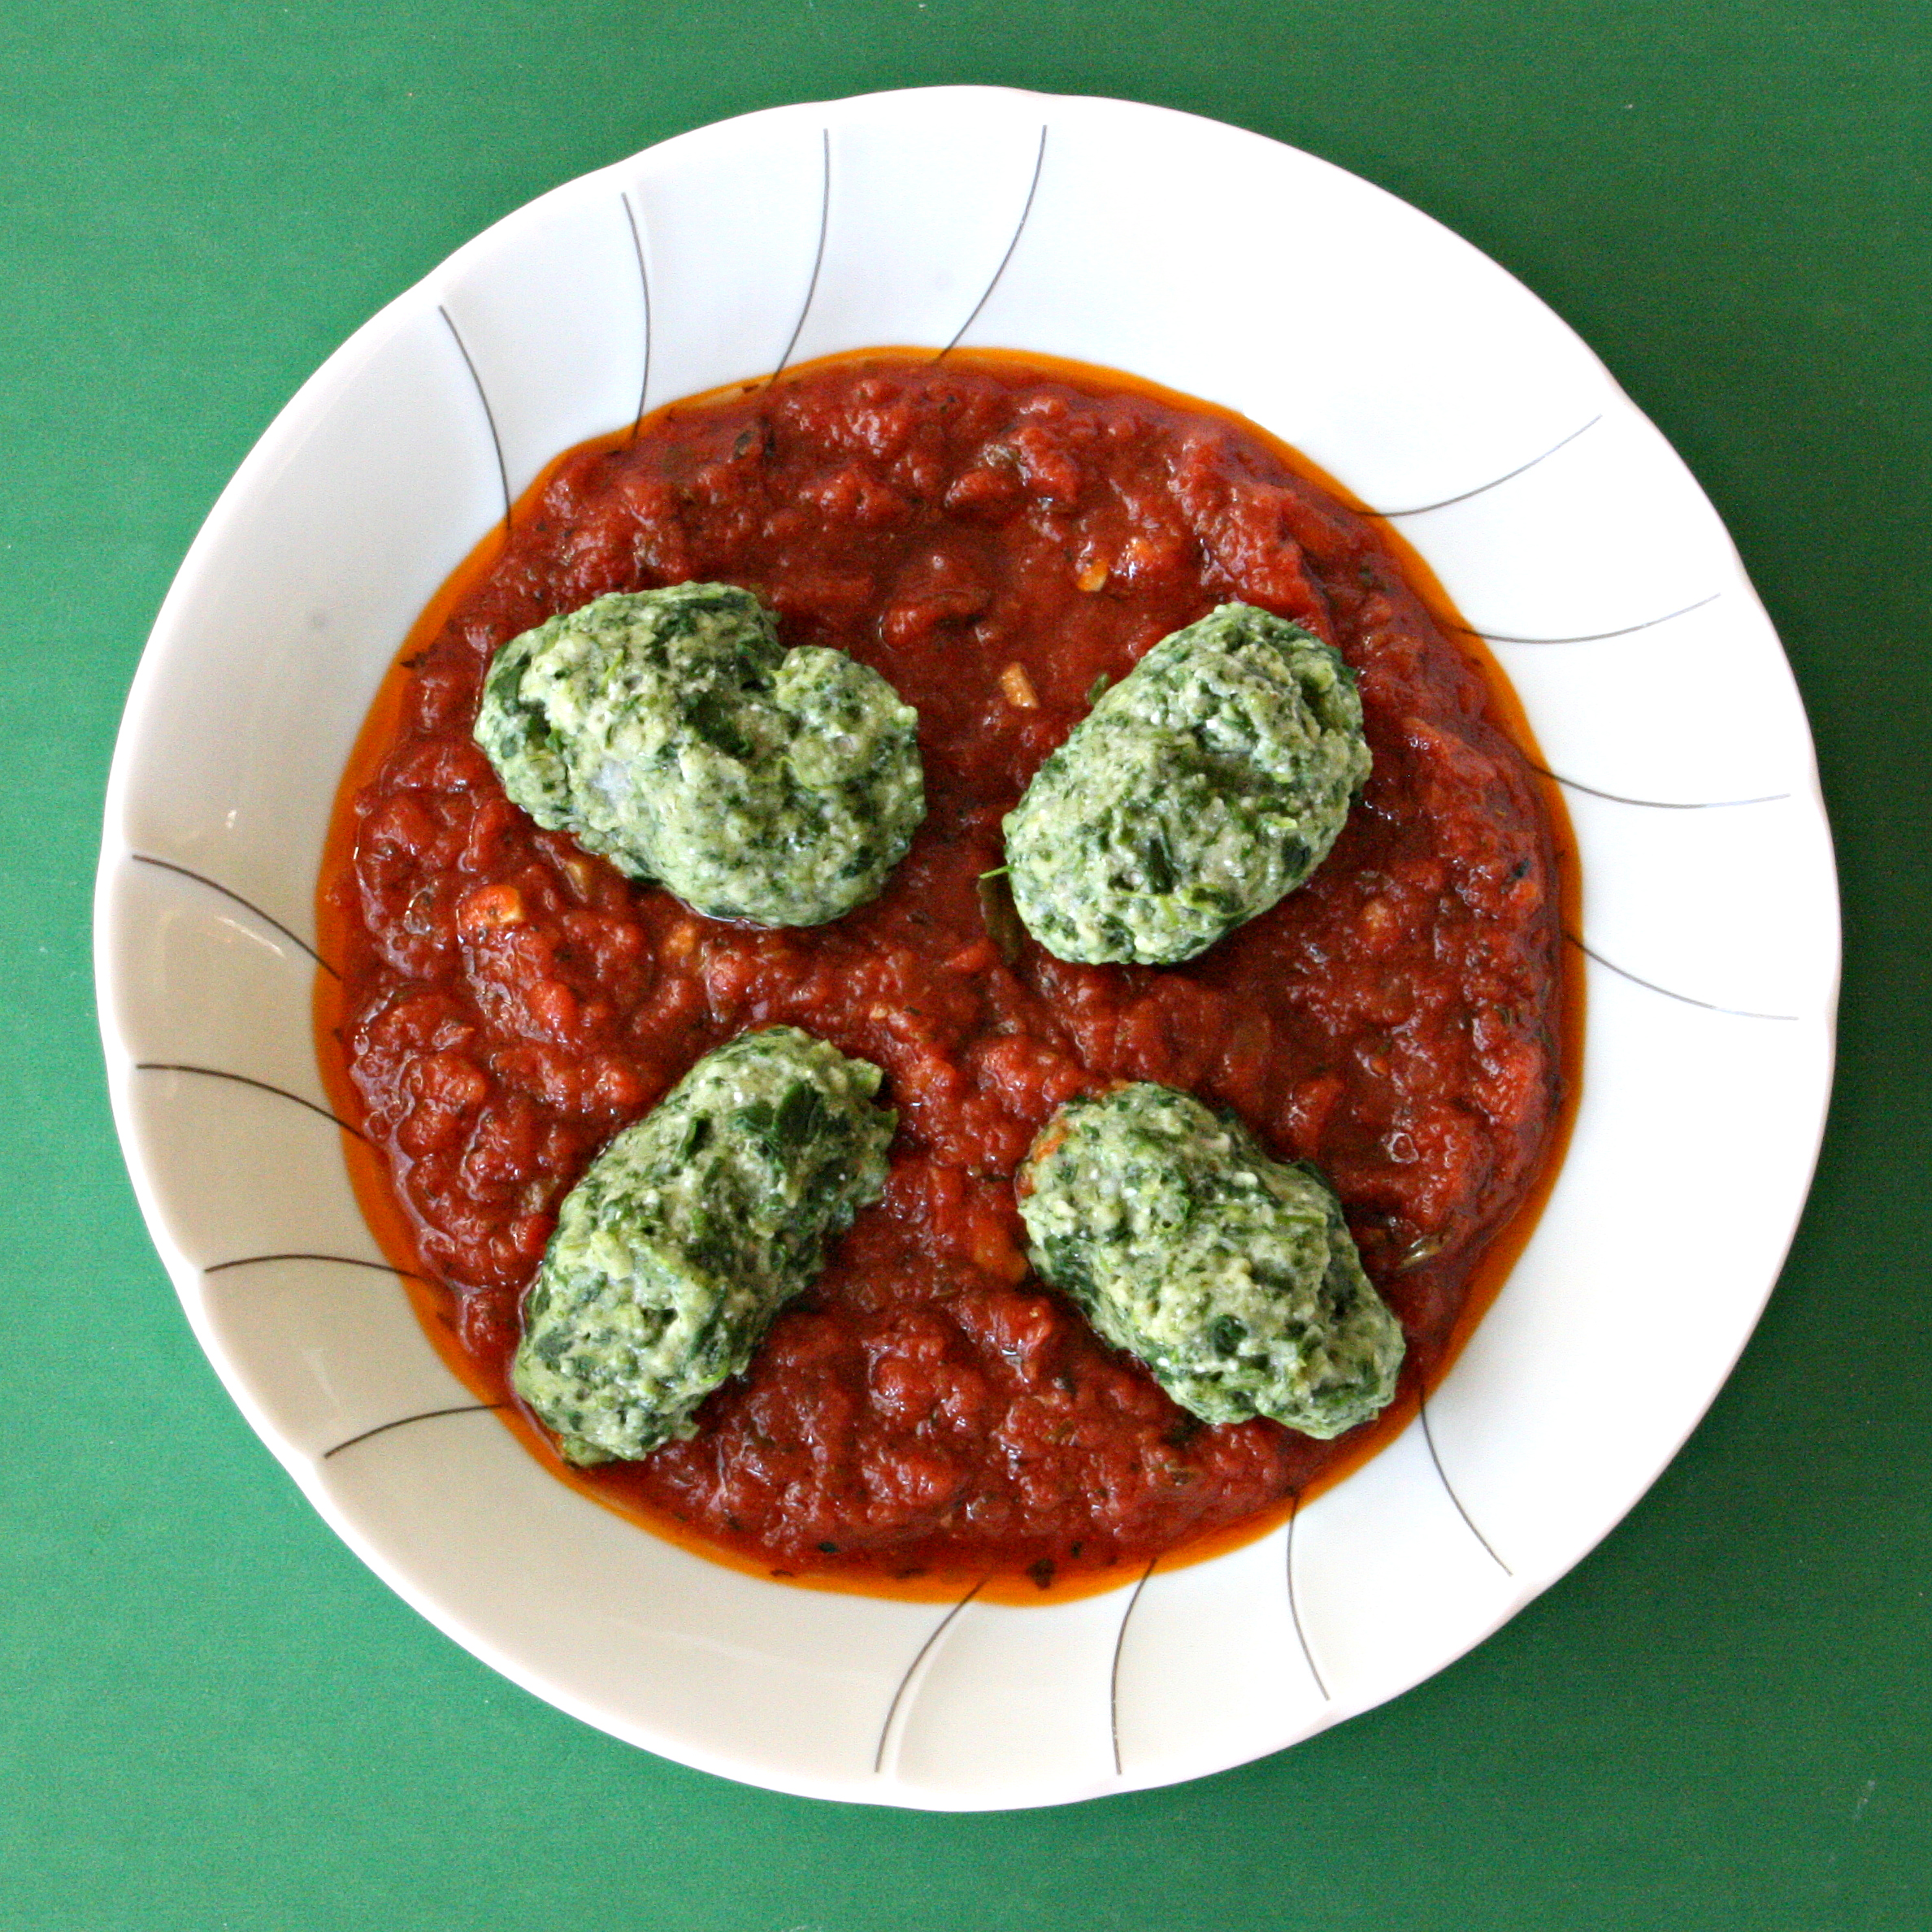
[93,85,1840,1809]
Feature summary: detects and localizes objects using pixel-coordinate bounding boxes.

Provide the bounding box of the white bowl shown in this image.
[95,85,1838,1809]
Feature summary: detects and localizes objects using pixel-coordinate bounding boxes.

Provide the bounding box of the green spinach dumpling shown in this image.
[513,1027,895,1464]
[1003,602,1370,964]
[1016,1082,1403,1439]
[475,583,924,925]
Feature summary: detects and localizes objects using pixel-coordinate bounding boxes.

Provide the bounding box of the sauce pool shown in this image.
[317,351,1579,1602]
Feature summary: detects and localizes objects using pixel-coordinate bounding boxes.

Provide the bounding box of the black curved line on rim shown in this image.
[1109,1556,1158,1777]
[322,1401,508,1461]
[130,853,337,979]
[439,305,512,536]
[1284,1493,1329,1701]
[936,124,1049,362]
[1370,415,1602,518]
[134,1062,367,1138]
[1458,591,1722,647]
[768,129,831,385]
[620,189,652,438]
[872,1575,988,1774]
[1418,1396,1512,1575]
[205,1252,431,1285]
[1530,762,1791,811]
[1564,932,1800,1022]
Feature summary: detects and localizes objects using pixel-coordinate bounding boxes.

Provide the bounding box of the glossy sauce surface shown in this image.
[320,354,1569,1592]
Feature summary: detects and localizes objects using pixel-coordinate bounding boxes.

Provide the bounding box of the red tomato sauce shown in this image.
[319,353,1572,1596]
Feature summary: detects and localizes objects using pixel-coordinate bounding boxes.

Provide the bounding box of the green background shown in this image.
[3,1,1926,1925]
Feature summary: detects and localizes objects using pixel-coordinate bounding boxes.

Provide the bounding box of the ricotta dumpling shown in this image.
[1002,602,1370,964]
[1016,1082,1403,1439]
[512,1027,896,1464]
[474,582,924,925]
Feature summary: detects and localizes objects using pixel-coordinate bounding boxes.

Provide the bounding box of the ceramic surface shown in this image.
[95,87,1839,1808]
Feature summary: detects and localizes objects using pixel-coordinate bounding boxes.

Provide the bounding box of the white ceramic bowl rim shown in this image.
[96,86,1838,1809]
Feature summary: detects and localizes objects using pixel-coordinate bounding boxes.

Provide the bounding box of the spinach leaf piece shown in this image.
[511,1027,896,1464]
[1002,602,1370,964]
[474,583,925,926]
[1016,1082,1403,1439]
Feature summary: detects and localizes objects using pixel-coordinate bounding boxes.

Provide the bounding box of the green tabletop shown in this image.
[4,2,1927,1925]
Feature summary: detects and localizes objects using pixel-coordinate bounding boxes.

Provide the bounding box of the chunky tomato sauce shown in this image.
[320,353,1570,1594]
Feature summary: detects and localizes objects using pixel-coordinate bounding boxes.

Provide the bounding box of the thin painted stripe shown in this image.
[439,304,512,535]
[1372,416,1600,518]
[322,1402,508,1460]
[129,853,336,978]
[873,1575,988,1774]
[133,1063,367,1140]
[204,1252,429,1284]
[1532,763,1789,810]
[1284,1496,1328,1701]
[620,189,652,437]
[936,124,1048,361]
[1565,933,1800,1022]
[1420,1396,1511,1575]
[1109,1558,1159,1777]
[769,130,831,383]
[1463,591,1722,646]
